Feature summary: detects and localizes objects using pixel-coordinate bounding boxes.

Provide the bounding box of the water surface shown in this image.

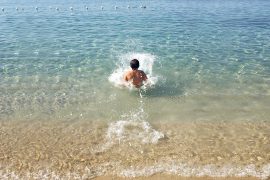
[0,0,270,179]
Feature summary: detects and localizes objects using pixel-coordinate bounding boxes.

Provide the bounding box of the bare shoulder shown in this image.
[139,70,147,79]
[138,70,146,74]
[125,70,133,76]
[124,70,133,81]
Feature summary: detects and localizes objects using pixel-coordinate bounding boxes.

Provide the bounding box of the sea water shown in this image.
[0,0,270,179]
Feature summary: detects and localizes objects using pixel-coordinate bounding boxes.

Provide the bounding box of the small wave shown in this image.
[120,162,270,180]
[1,162,269,179]
[106,119,164,144]
[108,52,159,90]
[107,106,163,143]
[96,105,164,152]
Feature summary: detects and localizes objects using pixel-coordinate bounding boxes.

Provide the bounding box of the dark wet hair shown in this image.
[130,59,139,70]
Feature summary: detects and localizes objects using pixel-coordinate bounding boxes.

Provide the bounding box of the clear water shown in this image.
[0,1,270,178]
[1,0,270,122]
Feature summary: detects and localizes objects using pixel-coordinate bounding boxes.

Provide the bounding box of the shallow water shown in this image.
[1,0,270,121]
[0,0,270,179]
[0,120,269,179]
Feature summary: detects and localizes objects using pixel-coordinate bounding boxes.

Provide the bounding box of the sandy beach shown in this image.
[1,0,270,179]
[0,120,269,179]
[95,175,259,180]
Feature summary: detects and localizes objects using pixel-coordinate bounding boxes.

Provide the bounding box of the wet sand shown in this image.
[0,120,269,179]
[95,175,259,180]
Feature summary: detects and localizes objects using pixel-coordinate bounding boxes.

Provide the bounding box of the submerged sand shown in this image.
[0,120,269,179]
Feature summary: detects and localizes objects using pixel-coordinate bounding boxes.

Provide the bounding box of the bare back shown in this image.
[124,69,147,88]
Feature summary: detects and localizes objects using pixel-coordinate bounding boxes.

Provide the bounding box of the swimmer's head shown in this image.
[130,59,139,70]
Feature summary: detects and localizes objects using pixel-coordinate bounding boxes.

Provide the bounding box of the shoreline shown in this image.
[0,120,269,179]
[0,165,266,179]
[95,175,259,180]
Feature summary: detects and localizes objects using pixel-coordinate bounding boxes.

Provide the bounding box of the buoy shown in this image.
[86,6,88,10]
[16,7,19,11]
[115,6,118,10]
[1,8,4,12]
[56,7,59,11]
[101,6,104,10]
[70,7,73,11]
[127,5,130,9]
[35,7,38,11]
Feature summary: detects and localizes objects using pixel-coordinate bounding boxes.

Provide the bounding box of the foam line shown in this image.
[0,163,269,179]
[120,162,270,179]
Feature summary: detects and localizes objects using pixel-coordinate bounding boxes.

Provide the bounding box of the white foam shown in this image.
[1,162,269,179]
[120,162,270,180]
[106,119,164,144]
[108,52,159,90]
[106,107,164,145]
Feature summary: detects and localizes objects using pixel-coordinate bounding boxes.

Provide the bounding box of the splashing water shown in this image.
[106,105,164,145]
[95,58,163,152]
[108,53,159,90]
[96,89,164,152]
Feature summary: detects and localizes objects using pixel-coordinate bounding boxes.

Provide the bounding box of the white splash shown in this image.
[104,53,163,150]
[106,119,164,144]
[108,52,159,90]
[106,106,164,145]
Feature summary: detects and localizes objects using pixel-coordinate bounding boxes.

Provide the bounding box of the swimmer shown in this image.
[124,59,148,88]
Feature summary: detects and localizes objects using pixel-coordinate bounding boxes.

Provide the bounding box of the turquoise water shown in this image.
[1,0,270,121]
[1,1,270,179]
